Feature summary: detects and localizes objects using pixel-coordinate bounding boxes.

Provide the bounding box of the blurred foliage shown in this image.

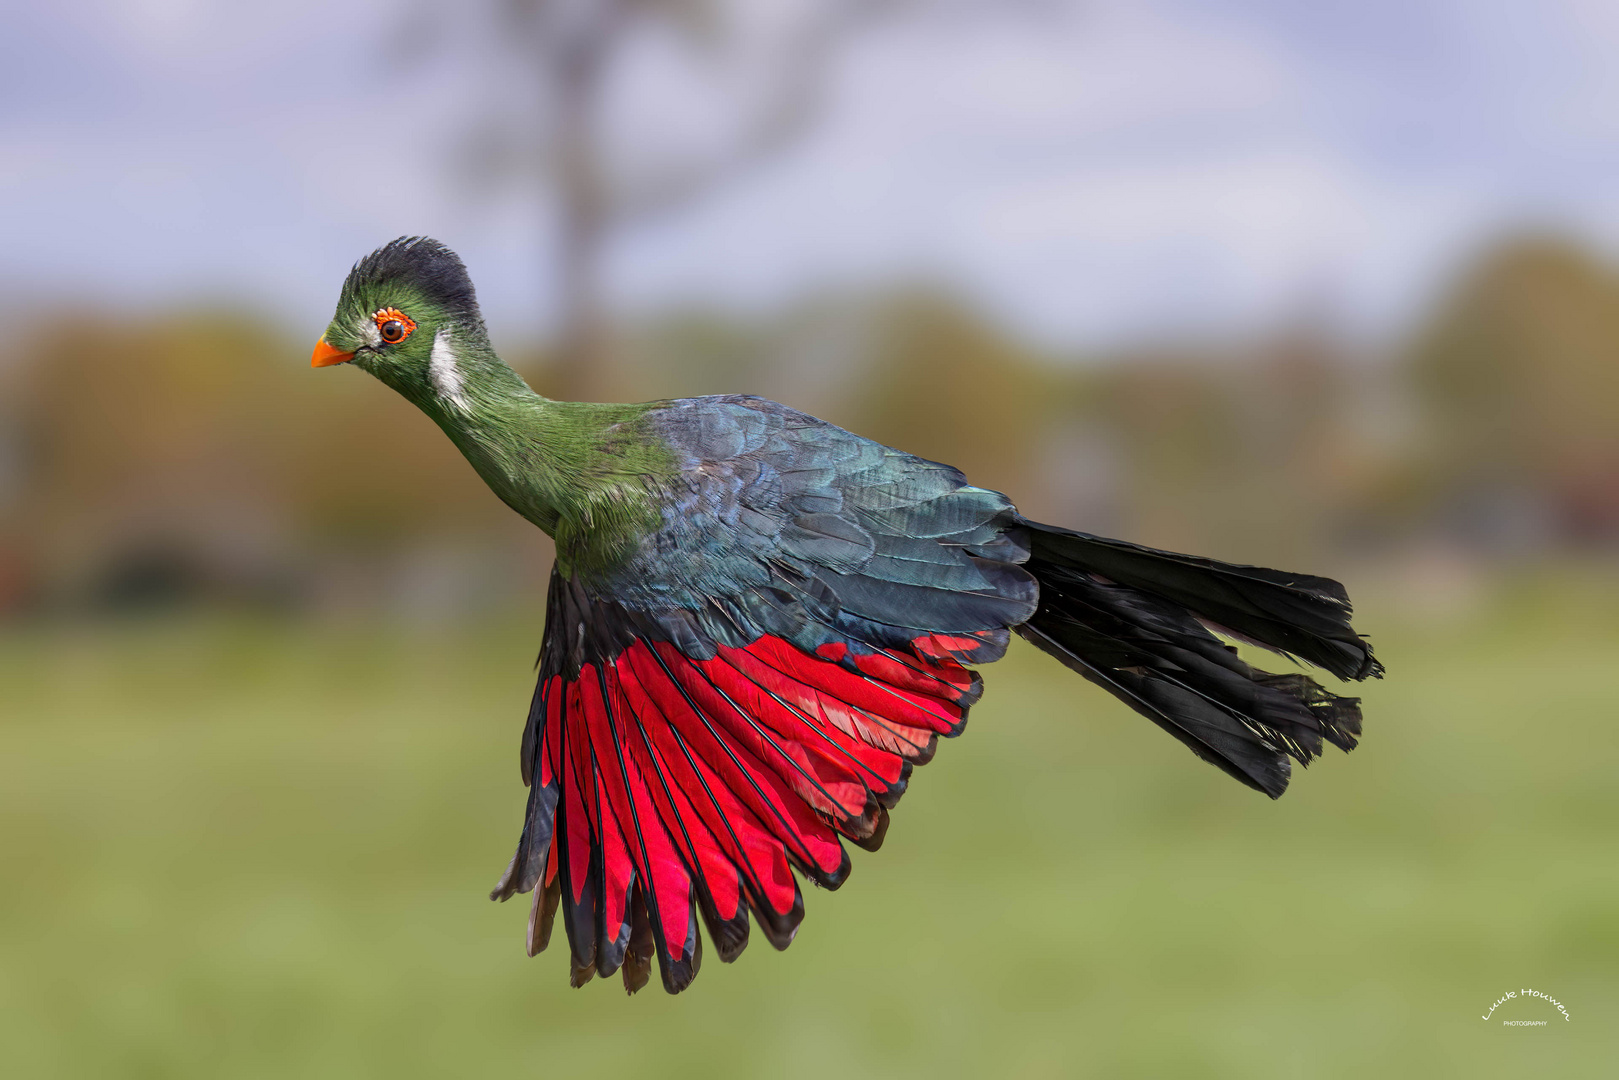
[2,231,1618,616]
[1080,330,1384,568]
[842,290,1060,503]
[5,315,546,612]
[1407,234,1619,545]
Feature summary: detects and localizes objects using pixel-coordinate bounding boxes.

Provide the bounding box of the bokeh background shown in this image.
[4,1,1617,1076]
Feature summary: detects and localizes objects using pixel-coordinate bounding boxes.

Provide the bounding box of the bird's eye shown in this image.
[372,307,417,345]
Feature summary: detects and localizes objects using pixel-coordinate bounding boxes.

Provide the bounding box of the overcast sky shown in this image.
[5,0,1618,350]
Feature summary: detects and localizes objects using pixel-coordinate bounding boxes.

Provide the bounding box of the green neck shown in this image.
[360,331,673,577]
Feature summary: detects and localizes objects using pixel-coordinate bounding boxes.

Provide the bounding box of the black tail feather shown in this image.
[1021,521,1381,682]
[1016,520,1378,798]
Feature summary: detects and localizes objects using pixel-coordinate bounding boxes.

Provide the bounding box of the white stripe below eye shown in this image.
[429,327,468,410]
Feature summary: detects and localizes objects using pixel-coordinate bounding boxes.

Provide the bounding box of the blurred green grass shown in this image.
[4,573,1617,1078]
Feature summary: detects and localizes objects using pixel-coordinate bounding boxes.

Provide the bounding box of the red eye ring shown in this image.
[373,307,416,345]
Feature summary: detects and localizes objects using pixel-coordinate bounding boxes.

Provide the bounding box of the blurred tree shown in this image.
[1089,353,1246,556]
[15,314,308,604]
[10,314,533,610]
[618,288,893,413]
[1084,326,1374,567]
[840,288,1059,504]
[623,308,769,401]
[406,0,910,402]
[1407,234,1619,547]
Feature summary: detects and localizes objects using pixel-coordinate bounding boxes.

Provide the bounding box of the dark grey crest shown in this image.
[347,236,481,323]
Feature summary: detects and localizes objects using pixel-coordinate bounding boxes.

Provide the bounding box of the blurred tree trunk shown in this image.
[550,4,614,402]
[422,0,941,402]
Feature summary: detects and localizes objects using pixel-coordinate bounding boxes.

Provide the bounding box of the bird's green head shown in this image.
[311,237,491,408]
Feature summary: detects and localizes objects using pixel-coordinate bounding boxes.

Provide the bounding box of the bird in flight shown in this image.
[313,237,1382,995]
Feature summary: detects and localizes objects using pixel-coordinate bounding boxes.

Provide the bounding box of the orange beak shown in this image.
[311,338,355,368]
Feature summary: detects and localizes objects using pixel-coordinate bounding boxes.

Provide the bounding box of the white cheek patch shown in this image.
[429,327,469,410]
[356,316,381,348]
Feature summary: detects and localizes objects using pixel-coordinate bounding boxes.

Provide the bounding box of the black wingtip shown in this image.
[849,804,891,853]
[526,877,561,957]
[621,889,655,994]
[698,899,751,964]
[751,885,805,952]
[657,933,702,995]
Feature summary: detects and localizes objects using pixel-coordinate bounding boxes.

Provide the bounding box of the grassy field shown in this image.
[3,571,1616,1077]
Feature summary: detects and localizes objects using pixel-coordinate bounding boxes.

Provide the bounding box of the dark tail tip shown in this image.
[1016,520,1378,797]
